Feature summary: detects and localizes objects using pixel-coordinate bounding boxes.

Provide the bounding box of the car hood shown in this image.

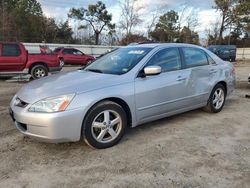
[16,70,126,104]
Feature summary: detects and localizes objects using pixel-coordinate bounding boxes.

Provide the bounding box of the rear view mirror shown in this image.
[144,66,162,76]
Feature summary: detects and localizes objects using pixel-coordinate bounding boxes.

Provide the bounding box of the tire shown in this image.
[204,84,226,113]
[30,65,48,79]
[83,101,127,149]
[59,58,65,67]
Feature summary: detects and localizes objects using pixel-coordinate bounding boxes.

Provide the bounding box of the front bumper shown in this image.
[9,100,85,143]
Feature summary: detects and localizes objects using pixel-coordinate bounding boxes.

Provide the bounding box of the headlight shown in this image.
[28,94,75,113]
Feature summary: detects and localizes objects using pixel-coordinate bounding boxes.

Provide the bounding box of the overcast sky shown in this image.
[37,0,221,39]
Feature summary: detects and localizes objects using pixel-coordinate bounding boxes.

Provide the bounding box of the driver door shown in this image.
[72,49,86,64]
[134,47,191,122]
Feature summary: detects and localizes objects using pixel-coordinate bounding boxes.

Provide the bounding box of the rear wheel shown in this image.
[83,101,127,149]
[204,84,226,113]
[30,65,48,79]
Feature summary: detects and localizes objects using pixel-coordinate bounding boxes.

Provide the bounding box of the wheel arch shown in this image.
[81,97,133,135]
[216,81,227,96]
[28,62,49,74]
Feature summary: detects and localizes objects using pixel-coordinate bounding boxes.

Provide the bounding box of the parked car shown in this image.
[207,45,236,62]
[0,42,63,79]
[10,43,235,149]
[248,74,250,85]
[53,47,95,66]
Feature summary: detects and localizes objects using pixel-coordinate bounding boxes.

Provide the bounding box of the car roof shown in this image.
[123,43,205,49]
[55,47,78,50]
[0,42,21,44]
[207,45,236,49]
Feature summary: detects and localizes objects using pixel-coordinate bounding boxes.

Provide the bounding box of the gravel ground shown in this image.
[0,63,249,188]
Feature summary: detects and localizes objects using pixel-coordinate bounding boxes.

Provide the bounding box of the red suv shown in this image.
[53,47,95,66]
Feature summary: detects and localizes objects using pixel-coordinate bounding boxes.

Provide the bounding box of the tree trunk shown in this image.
[219,13,225,44]
[95,32,99,45]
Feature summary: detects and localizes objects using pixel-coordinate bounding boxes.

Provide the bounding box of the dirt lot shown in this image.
[0,64,250,188]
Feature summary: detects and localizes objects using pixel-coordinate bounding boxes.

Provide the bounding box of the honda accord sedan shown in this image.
[9,43,236,149]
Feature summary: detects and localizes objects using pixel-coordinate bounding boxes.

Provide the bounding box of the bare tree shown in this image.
[186,8,199,30]
[177,5,199,31]
[146,4,168,38]
[146,13,158,38]
[205,19,221,45]
[119,0,143,35]
[213,0,235,44]
[177,4,189,32]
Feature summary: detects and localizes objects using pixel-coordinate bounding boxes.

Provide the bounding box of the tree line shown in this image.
[0,0,249,47]
[0,0,74,43]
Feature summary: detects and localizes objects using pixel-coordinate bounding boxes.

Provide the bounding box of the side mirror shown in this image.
[144,66,162,76]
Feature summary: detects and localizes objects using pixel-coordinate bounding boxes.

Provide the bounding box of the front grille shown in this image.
[15,97,28,108]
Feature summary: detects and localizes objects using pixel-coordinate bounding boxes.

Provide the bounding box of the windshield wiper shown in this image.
[85,69,103,73]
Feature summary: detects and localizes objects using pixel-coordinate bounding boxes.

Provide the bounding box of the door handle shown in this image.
[176,76,187,81]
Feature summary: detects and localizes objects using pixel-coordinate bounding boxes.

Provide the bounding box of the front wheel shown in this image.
[30,65,48,79]
[83,101,127,149]
[59,58,65,67]
[204,84,226,113]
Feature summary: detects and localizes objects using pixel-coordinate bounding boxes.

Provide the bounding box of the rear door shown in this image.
[0,43,24,72]
[134,47,192,122]
[180,47,218,104]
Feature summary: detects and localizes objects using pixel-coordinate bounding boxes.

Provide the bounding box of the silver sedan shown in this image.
[10,43,236,149]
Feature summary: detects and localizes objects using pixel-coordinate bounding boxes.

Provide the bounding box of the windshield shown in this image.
[84,47,152,75]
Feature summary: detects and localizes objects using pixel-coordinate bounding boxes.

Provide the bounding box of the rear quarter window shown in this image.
[2,44,21,56]
[206,54,216,64]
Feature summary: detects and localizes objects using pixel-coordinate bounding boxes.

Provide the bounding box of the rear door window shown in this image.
[182,47,208,68]
[2,44,21,56]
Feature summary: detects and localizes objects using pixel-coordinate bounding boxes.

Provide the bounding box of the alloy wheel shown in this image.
[212,88,225,110]
[91,110,122,143]
[35,68,46,78]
